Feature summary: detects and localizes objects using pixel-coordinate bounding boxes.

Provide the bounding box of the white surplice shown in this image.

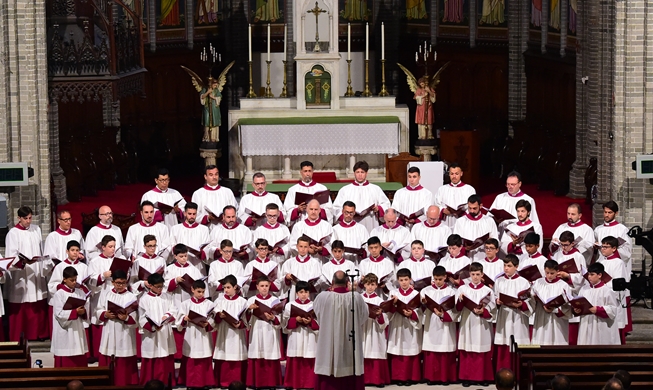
[321,258,358,291]
[518,252,547,283]
[5,224,51,303]
[421,284,458,352]
[191,184,238,227]
[494,274,532,345]
[411,220,452,260]
[456,282,496,352]
[489,191,540,233]
[370,223,414,263]
[531,278,572,345]
[391,185,434,226]
[500,219,544,256]
[281,255,323,301]
[283,181,334,225]
[207,222,253,262]
[358,255,396,299]
[289,218,334,262]
[85,223,125,259]
[454,213,499,258]
[595,220,633,277]
[252,222,291,265]
[332,181,390,233]
[169,222,211,276]
[434,182,477,229]
[242,257,282,298]
[361,292,389,359]
[397,257,435,288]
[283,299,319,358]
[124,221,171,260]
[96,288,138,357]
[138,291,177,358]
[164,261,207,311]
[576,282,620,345]
[474,257,505,284]
[245,294,281,359]
[141,187,186,229]
[176,297,216,358]
[213,294,248,361]
[86,254,117,325]
[332,220,370,264]
[129,254,167,297]
[44,228,85,262]
[238,191,286,229]
[552,248,587,295]
[48,259,89,304]
[597,252,628,329]
[552,221,596,264]
[52,285,89,356]
[387,287,422,356]
[208,258,245,299]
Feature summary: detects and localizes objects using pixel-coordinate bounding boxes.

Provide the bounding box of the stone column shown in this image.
[507,0,529,135]
[149,0,156,52]
[48,101,67,205]
[286,0,295,97]
[568,0,587,198]
[0,0,52,235]
[559,0,567,57]
[469,0,476,48]
[187,0,194,49]
[541,0,549,53]
[431,0,438,44]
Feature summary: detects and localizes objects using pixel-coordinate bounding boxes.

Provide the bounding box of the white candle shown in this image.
[365,23,369,61]
[248,24,252,62]
[267,23,271,62]
[434,51,437,61]
[415,52,418,62]
[347,23,351,61]
[381,22,385,60]
[283,24,287,60]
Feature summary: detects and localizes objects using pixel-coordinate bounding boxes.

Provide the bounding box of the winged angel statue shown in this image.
[397,62,450,140]
[181,61,235,143]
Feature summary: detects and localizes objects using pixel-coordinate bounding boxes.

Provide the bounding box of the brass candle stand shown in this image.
[279,60,288,98]
[345,59,354,97]
[362,59,372,97]
[246,61,257,98]
[379,59,389,97]
[264,60,273,98]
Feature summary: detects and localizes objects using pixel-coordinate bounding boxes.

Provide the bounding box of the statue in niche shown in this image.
[398,62,450,140]
[479,0,504,25]
[181,61,235,144]
[549,0,560,30]
[407,0,428,20]
[340,0,369,21]
[198,0,220,24]
[568,0,577,33]
[253,0,281,22]
[531,0,542,27]
[160,0,180,26]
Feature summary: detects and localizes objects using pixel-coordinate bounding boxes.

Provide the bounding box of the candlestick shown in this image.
[283,24,287,59]
[379,59,389,97]
[365,23,369,61]
[279,60,288,98]
[362,59,371,97]
[347,23,351,61]
[246,61,257,98]
[248,24,252,62]
[415,52,418,62]
[264,60,273,98]
[267,23,271,62]
[381,22,385,60]
[345,59,354,97]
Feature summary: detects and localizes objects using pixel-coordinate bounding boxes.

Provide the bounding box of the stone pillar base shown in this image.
[415,146,437,161]
[200,148,222,167]
[568,161,587,199]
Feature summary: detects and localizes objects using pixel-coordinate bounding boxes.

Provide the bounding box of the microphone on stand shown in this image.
[346,269,360,376]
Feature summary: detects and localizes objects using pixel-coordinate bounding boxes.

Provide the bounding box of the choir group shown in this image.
[0,160,633,389]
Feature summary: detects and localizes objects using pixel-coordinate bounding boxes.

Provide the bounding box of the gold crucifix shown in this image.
[307,1,327,52]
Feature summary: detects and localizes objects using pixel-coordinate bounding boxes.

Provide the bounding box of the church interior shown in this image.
[2,0,653,388]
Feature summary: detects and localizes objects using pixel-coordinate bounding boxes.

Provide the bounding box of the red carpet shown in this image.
[59,180,590,240]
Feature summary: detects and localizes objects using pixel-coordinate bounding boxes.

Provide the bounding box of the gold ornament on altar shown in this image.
[397,61,450,140]
[181,61,235,144]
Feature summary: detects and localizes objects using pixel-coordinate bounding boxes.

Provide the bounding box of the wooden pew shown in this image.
[0,337,31,368]
[514,343,653,390]
[0,367,113,388]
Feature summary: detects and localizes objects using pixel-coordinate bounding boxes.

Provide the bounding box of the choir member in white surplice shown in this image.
[370,209,414,263]
[531,260,572,346]
[333,161,390,232]
[44,210,85,262]
[552,231,587,296]
[191,165,237,227]
[283,161,334,226]
[391,166,434,228]
[488,171,540,234]
[252,203,291,265]
[129,235,167,298]
[170,202,211,276]
[48,241,88,336]
[5,206,51,341]
[212,274,248,388]
[421,266,459,384]
[239,172,286,229]
[208,239,245,299]
[86,235,119,359]
[245,277,283,389]
[124,201,171,260]
[206,206,253,263]
[595,201,633,303]
[360,273,391,387]
[455,262,496,385]
[282,236,323,301]
[332,201,370,264]
[500,199,543,256]
[359,237,396,299]
[141,168,186,229]
[597,236,629,338]
[387,268,423,385]
[289,199,334,262]
[85,205,125,259]
[454,194,499,259]
[551,203,595,264]
[494,255,533,371]
[176,280,216,389]
[313,270,369,390]
[282,281,320,390]
[435,163,477,229]
[574,262,621,345]
[138,273,177,386]
[473,239,505,287]
[51,266,89,367]
[438,234,472,288]
[321,241,359,291]
[397,241,436,290]
[242,239,282,298]
[0,261,6,341]
[95,269,139,385]
[412,206,452,261]
[518,233,547,281]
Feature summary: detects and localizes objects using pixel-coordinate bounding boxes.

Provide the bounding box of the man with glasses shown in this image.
[252,203,291,264]
[44,210,86,261]
[551,203,595,263]
[124,201,172,260]
[488,171,540,234]
[238,172,286,230]
[85,205,125,259]
[206,205,253,264]
[170,202,211,275]
[499,200,543,257]
[332,201,369,264]
[412,205,452,261]
[140,168,186,229]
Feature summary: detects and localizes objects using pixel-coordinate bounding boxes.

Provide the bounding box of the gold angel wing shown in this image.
[429,61,451,89]
[180,66,205,92]
[397,63,419,93]
[216,60,236,92]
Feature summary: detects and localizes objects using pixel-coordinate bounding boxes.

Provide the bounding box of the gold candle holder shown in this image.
[264,60,273,98]
[246,61,257,98]
[362,59,372,97]
[279,60,288,98]
[345,59,354,97]
[379,59,389,97]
